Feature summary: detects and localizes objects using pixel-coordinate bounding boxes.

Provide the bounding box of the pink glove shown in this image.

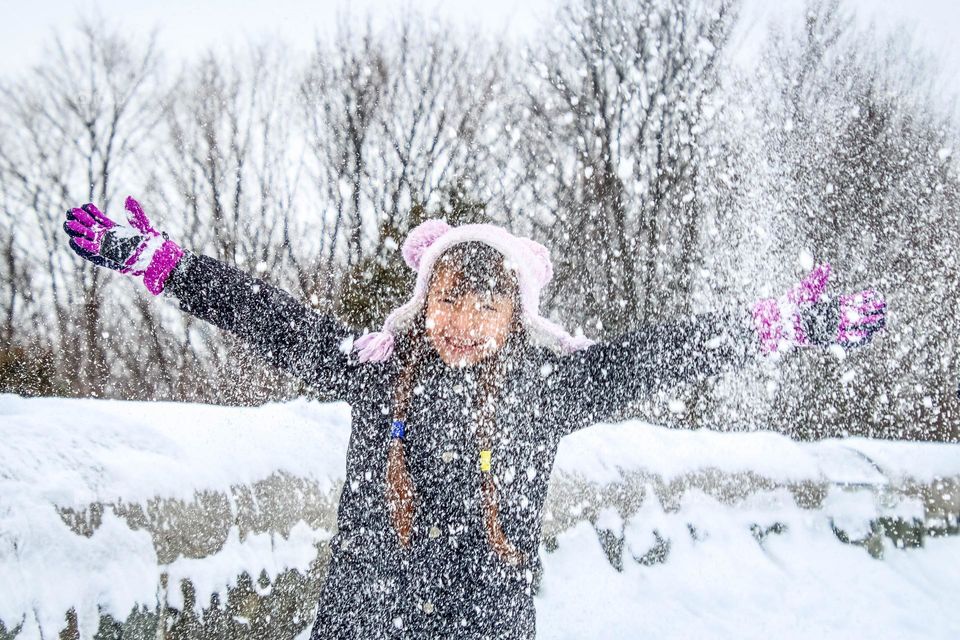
[63,196,184,295]
[752,263,886,354]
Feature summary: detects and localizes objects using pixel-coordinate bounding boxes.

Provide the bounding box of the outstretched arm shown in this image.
[540,311,754,436]
[63,196,368,402]
[165,251,363,400]
[540,264,886,437]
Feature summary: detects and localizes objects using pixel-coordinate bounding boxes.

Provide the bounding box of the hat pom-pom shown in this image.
[402,219,451,269]
[353,331,395,362]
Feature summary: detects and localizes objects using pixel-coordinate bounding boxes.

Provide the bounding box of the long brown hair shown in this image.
[385,242,526,565]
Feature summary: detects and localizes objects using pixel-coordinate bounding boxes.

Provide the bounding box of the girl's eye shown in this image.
[442,298,455,304]
[482,305,496,311]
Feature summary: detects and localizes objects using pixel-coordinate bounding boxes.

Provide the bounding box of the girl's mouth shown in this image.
[443,336,481,351]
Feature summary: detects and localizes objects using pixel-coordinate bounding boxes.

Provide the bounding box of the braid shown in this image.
[476,328,526,566]
[385,333,426,548]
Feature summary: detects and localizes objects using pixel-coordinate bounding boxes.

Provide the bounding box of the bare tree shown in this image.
[0,19,164,397]
[297,16,507,329]
[147,43,304,404]
[505,0,738,336]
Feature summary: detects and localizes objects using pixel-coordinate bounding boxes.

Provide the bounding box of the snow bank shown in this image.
[1,394,958,639]
[0,395,348,639]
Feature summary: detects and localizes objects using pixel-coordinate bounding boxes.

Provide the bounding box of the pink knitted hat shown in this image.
[351,219,595,362]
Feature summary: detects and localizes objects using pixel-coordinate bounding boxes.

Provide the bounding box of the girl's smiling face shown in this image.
[425,266,517,367]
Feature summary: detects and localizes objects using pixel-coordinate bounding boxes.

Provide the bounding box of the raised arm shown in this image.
[539,312,754,436]
[540,264,886,437]
[164,251,364,400]
[63,196,368,402]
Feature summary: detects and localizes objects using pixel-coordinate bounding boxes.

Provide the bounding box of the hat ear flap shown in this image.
[402,219,452,270]
[522,238,554,287]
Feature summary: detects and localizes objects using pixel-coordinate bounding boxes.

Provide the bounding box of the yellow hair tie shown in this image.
[479,450,492,472]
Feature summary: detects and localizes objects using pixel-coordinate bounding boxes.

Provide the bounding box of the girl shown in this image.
[62,197,885,639]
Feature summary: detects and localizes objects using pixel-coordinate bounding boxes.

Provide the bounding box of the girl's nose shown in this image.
[451,302,481,335]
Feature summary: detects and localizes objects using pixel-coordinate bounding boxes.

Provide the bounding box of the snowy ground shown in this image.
[1,394,958,639]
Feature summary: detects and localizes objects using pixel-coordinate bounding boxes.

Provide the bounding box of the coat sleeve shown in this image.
[539,312,756,437]
[164,250,366,401]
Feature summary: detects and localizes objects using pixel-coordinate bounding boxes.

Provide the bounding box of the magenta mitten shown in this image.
[751,263,886,354]
[64,196,183,295]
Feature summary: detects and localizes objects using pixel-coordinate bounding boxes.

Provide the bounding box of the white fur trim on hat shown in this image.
[352,219,594,362]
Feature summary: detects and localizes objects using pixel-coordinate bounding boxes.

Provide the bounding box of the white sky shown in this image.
[2,0,958,110]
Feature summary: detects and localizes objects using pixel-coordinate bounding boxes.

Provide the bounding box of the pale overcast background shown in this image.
[2,0,958,112]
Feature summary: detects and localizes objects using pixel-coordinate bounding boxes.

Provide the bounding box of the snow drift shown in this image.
[0,394,957,639]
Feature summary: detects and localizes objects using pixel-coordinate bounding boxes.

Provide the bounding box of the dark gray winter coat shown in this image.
[166,251,752,639]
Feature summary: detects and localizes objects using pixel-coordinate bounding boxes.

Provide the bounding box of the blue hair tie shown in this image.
[390,419,406,439]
